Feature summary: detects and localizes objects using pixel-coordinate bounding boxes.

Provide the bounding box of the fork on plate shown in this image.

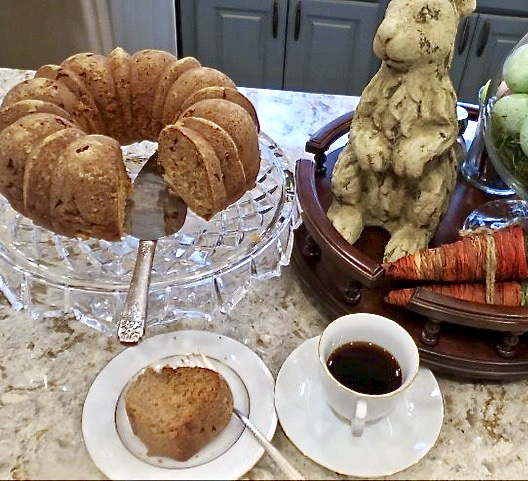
[182,353,306,481]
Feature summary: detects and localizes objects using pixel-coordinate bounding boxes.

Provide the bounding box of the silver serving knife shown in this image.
[117,152,187,344]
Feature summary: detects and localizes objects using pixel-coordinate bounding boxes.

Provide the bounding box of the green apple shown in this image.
[504,43,528,94]
[491,94,528,134]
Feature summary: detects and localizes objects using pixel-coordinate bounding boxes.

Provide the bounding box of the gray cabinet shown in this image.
[283,1,379,95]
[178,0,381,95]
[179,0,287,89]
[451,11,528,104]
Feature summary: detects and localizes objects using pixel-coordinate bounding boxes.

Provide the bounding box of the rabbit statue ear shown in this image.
[453,0,476,17]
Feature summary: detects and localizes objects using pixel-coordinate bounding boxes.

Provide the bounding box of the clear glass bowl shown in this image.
[0,133,300,335]
[482,32,528,199]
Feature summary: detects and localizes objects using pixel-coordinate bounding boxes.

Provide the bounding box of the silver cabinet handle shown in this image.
[272,0,279,38]
[294,1,302,41]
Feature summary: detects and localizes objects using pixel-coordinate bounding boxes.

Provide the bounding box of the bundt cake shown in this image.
[124,365,234,461]
[0,48,261,241]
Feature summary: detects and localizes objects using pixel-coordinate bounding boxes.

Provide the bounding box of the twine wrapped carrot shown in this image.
[383,225,528,283]
[385,281,528,307]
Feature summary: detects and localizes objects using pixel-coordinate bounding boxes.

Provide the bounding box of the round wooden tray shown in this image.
[292,104,528,381]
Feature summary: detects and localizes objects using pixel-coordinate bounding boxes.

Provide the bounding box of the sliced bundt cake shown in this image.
[0,48,261,240]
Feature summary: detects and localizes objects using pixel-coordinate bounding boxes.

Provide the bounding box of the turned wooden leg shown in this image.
[420,319,441,346]
[302,234,321,260]
[342,280,362,305]
[495,332,522,358]
[314,152,327,175]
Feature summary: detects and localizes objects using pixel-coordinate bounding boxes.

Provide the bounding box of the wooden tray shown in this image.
[292,104,528,381]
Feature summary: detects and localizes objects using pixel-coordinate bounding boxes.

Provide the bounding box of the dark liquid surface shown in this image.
[326,341,402,395]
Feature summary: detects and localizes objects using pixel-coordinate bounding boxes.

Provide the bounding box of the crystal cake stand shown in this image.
[0,133,299,334]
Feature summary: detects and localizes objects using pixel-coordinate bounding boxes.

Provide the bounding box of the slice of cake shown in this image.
[49,134,131,240]
[35,64,106,134]
[161,67,236,125]
[157,122,227,219]
[124,366,234,462]
[23,127,85,230]
[180,98,260,189]
[0,112,77,215]
[107,47,134,145]
[179,86,260,131]
[129,49,177,140]
[152,56,201,131]
[180,116,246,206]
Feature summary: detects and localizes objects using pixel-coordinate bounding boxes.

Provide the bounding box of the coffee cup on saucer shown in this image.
[317,313,420,437]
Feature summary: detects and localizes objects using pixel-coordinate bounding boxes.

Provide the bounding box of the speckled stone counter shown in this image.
[1,68,528,480]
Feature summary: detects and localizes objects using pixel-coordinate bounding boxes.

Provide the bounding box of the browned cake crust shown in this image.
[124,366,234,462]
[49,134,131,239]
[180,86,260,131]
[61,53,121,140]
[107,47,134,145]
[23,127,86,230]
[153,56,201,128]
[0,48,260,240]
[162,67,236,125]
[0,112,78,214]
[2,77,93,131]
[181,99,261,189]
[34,64,106,134]
[130,49,177,140]
[0,99,79,131]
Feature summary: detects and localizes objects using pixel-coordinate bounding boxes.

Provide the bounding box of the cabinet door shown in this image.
[450,14,478,95]
[179,0,287,89]
[283,0,380,95]
[457,14,528,104]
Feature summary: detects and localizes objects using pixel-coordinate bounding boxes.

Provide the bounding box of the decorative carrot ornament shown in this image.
[383,224,528,283]
[385,281,528,307]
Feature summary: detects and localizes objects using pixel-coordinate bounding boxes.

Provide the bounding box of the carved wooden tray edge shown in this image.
[292,105,528,380]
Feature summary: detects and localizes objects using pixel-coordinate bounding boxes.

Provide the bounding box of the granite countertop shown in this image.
[1,67,528,480]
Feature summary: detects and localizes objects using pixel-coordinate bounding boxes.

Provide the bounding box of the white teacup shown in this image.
[318,313,420,437]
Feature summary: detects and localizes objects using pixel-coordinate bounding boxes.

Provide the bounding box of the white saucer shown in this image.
[275,336,444,478]
[82,330,277,480]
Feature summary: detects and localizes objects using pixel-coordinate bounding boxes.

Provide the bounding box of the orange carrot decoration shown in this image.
[383,225,528,282]
[385,281,528,307]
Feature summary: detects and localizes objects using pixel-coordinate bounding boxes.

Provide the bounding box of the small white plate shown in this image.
[82,330,277,480]
[275,336,444,478]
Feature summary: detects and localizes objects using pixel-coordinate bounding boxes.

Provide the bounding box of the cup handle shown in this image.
[351,399,367,437]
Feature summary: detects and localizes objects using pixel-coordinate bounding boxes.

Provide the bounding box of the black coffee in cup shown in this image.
[326,341,402,395]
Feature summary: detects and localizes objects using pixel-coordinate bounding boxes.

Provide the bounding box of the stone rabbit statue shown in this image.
[328,0,476,262]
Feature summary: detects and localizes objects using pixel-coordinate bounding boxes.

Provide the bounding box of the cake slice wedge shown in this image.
[0,112,77,214]
[49,134,131,240]
[157,123,227,219]
[180,116,246,206]
[162,67,236,125]
[152,56,201,129]
[124,366,234,462]
[181,99,260,189]
[129,49,177,140]
[108,47,134,144]
[23,127,85,230]
[35,64,105,134]
[179,86,260,131]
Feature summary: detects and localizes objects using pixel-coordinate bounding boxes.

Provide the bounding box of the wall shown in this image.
[108,0,178,54]
[0,0,177,70]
